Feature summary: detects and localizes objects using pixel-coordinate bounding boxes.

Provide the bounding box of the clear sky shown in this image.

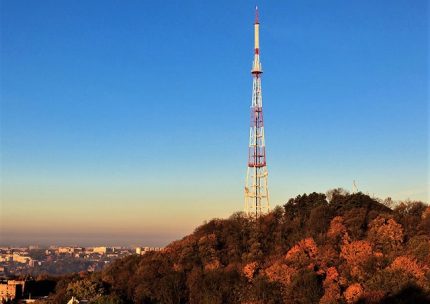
[1,1,428,246]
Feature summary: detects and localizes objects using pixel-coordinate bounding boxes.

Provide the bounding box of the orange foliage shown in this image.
[243,262,258,281]
[327,216,350,244]
[320,285,341,304]
[340,241,372,264]
[374,251,383,258]
[328,216,347,237]
[389,256,426,281]
[343,283,363,304]
[264,261,296,286]
[325,267,339,283]
[285,238,318,267]
[319,267,341,304]
[340,240,373,280]
[368,216,403,250]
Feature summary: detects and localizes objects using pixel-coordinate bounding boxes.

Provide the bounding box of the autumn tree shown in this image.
[285,238,319,269]
[343,283,363,304]
[340,240,374,281]
[327,216,350,247]
[367,216,403,254]
[319,267,341,304]
[393,201,428,240]
[264,261,296,287]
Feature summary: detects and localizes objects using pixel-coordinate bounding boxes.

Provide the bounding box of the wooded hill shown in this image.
[48,191,430,304]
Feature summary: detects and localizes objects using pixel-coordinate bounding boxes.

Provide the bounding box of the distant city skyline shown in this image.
[1,1,428,246]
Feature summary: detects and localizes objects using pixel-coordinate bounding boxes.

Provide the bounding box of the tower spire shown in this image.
[252,7,262,74]
[254,6,260,56]
[245,8,269,219]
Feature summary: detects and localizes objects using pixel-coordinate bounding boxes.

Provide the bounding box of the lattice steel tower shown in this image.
[244,7,270,218]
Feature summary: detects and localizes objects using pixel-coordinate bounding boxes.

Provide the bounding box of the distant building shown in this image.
[0,280,25,302]
[92,247,112,255]
[57,247,85,255]
[58,247,76,254]
[12,254,31,264]
[0,254,13,262]
[58,247,70,254]
[0,283,16,301]
[135,247,163,255]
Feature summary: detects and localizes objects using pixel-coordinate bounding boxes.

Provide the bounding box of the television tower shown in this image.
[244,7,270,218]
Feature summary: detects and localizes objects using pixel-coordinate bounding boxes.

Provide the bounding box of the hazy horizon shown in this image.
[0,231,182,248]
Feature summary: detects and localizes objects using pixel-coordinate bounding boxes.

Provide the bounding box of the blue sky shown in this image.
[1,1,428,246]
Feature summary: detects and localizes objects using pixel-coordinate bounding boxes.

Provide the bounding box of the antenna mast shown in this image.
[244,7,270,218]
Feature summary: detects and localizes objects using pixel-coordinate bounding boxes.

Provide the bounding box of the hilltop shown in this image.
[47,191,429,303]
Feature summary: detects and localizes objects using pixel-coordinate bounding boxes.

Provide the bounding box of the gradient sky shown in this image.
[1,1,428,246]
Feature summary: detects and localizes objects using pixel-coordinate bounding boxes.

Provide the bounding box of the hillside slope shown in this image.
[51,192,430,304]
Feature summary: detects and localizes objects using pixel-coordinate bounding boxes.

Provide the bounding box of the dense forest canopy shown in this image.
[42,191,429,304]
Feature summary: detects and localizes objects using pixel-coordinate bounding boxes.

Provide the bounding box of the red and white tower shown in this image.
[244,7,270,218]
